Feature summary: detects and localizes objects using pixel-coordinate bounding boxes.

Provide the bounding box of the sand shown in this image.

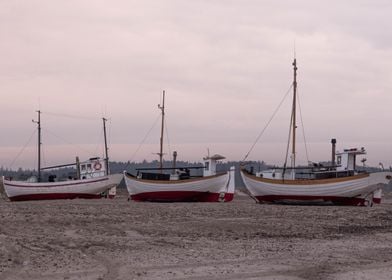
[1,190,392,280]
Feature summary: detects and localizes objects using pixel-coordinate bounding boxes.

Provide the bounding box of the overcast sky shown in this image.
[1,0,392,169]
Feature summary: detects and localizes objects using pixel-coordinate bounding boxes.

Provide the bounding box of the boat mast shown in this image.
[33,110,42,182]
[102,117,109,175]
[291,59,298,172]
[158,90,165,172]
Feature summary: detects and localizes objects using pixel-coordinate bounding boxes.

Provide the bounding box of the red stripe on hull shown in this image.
[373,197,381,204]
[130,191,234,202]
[255,195,371,206]
[9,193,102,202]
[224,193,234,202]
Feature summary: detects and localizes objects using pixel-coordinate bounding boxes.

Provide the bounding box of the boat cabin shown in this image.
[78,157,115,198]
[78,157,107,179]
[203,154,225,177]
[135,154,226,181]
[335,147,366,172]
[255,147,367,180]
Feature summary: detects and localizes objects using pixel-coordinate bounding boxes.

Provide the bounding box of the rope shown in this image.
[103,117,112,161]
[242,83,293,162]
[9,129,36,170]
[43,110,105,158]
[42,128,95,156]
[297,87,310,163]
[41,137,47,169]
[8,112,105,172]
[164,116,172,159]
[126,113,162,166]
[282,102,294,176]
[42,111,98,121]
[92,123,103,158]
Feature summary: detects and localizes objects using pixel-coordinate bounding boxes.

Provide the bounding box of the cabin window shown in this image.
[205,162,209,171]
[337,156,341,165]
[87,164,92,170]
[81,165,86,171]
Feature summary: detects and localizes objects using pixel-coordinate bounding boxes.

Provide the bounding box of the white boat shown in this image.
[241,59,392,206]
[2,173,122,202]
[1,112,121,201]
[241,161,391,206]
[124,91,235,202]
[124,155,235,202]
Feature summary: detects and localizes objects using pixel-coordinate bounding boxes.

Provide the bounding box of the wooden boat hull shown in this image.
[241,170,392,206]
[1,174,122,202]
[124,168,235,202]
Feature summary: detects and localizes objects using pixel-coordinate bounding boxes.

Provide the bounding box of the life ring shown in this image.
[94,161,102,171]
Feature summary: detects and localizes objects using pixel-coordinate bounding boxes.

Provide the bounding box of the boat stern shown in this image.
[217,166,235,202]
[369,171,392,205]
[372,189,382,204]
[103,173,123,198]
[0,176,9,201]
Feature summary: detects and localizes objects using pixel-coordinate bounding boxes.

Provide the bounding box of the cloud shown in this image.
[1,0,392,168]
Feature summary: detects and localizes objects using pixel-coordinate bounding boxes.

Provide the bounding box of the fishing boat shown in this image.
[241,59,392,206]
[1,112,122,201]
[124,91,235,202]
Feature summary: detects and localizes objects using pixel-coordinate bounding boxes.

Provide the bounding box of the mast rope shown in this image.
[242,83,294,162]
[92,124,104,158]
[283,97,294,175]
[8,129,36,170]
[127,113,162,165]
[43,111,99,121]
[297,86,310,163]
[41,138,47,170]
[164,117,172,160]
[43,111,106,158]
[105,117,112,161]
[42,128,96,156]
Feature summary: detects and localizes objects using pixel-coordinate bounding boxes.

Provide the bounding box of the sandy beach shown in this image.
[1,190,392,280]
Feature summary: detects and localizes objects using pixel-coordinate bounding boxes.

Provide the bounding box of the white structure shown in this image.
[336,148,366,172]
[203,154,225,177]
[79,157,116,198]
[79,157,107,179]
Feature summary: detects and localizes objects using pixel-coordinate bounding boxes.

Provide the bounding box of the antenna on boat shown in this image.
[32,110,42,182]
[293,39,296,60]
[291,58,298,173]
[102,117,109,175]
[172,151,177,174]
[76,156,81,179]
[158,90,165,172]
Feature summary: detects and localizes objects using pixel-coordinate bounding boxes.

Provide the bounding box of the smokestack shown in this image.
[75,156,80,179]
[172,151,177,174]
[331,139,336,166]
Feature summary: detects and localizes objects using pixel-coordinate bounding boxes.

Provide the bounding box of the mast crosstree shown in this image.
[291,58,298,173]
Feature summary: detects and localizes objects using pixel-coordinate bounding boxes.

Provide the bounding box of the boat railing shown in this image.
[135,166,205,171]
[295,170,361,180]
